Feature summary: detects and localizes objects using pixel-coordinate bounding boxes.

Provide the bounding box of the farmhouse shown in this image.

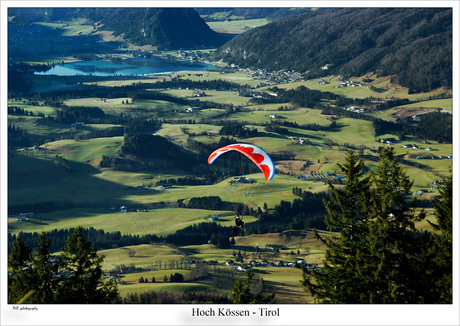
[265,244,283,251]
[209,215,220,221]
[18,212,34,219]
[230,177,254,184]
[237,265,251,272]
[109,272,120,280]
[156,184,173,189]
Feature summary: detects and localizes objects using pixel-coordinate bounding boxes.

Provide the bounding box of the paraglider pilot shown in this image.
[235,214,244,228]
[233,214,245,236]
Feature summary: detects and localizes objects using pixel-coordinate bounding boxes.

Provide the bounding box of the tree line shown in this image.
[8,227,118,304]
[8,222,237,255]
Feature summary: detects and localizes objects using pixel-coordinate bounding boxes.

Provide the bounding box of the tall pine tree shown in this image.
[8,227,119,304]
[56,226,119,303]
[301,151,372,303]
[302,148,450,303]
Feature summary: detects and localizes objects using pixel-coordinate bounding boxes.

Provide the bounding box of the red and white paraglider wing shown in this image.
[207,143,275,181]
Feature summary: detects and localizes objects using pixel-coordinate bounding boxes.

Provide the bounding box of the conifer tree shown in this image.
[56,226,119,303]
[231,271,276,304]
[33,232,59,303]
[364,147,426,303]
[301,148,447,303]
[426,171,452,303]
[301,151,371,303]
[8,237,34,303]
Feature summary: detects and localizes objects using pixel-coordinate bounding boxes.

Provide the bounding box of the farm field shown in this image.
[95,230,324,303]
[206,18,268,34]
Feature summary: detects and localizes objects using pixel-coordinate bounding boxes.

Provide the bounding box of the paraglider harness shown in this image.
[233,214,244,236]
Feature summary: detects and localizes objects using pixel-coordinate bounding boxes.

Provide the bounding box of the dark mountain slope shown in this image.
[86,8,229,49]
[8,8,229,50]
[215,8,452,92]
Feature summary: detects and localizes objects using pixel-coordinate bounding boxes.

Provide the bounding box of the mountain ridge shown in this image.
[8,8,229,50]
[214,8,452,92]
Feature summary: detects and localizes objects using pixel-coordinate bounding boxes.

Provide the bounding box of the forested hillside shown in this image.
[8,8,229,50]
[215,8,452,92]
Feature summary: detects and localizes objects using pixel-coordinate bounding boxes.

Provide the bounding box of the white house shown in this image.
[237,265,250,272]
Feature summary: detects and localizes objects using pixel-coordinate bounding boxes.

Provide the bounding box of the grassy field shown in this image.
[175,70,260,87]
[95,230,324,303]
[8,207,235,236]
[275,75,452,101]
[8,61,452,305]
[206,18,268,34]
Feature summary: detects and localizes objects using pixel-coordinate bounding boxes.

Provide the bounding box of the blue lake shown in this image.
[36,57,215,77]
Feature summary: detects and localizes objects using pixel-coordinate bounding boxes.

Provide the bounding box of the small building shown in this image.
[237,264,251,272]
[209,216,220,221]
[18,212,34,219]
[109,272,120,280]
[225,260,235,266]
[265,244,283,251]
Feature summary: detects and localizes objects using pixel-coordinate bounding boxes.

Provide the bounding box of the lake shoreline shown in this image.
[35,56,216,77]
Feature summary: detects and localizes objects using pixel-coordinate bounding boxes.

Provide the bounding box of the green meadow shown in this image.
[8,66,452,304]
[8,207,234,236]
[206,18,268,34]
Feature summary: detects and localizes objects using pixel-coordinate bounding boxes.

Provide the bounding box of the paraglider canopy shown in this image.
[208,143,275,181]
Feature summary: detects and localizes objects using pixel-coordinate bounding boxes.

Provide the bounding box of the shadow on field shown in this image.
[8,155,160,214]
[231,245,255,252]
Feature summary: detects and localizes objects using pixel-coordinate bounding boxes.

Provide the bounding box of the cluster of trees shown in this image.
[401,111,452,144]
[163,222,234,248]
[54,155,72,172]
[55,105,105,124]
[155,177,208,186]
[8,124,34,148]
[8,227,119,304]
[149,78,247,93]
[219,123,259,138]
[301,149,452,303]
[187,196,223,210]
[8,228,160,254]
[256,191,330,230]
[8,222,236,254]
[231,271,276,304]
[120,133,198,170]
[8,106,45,118]
[209,234,232,249]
